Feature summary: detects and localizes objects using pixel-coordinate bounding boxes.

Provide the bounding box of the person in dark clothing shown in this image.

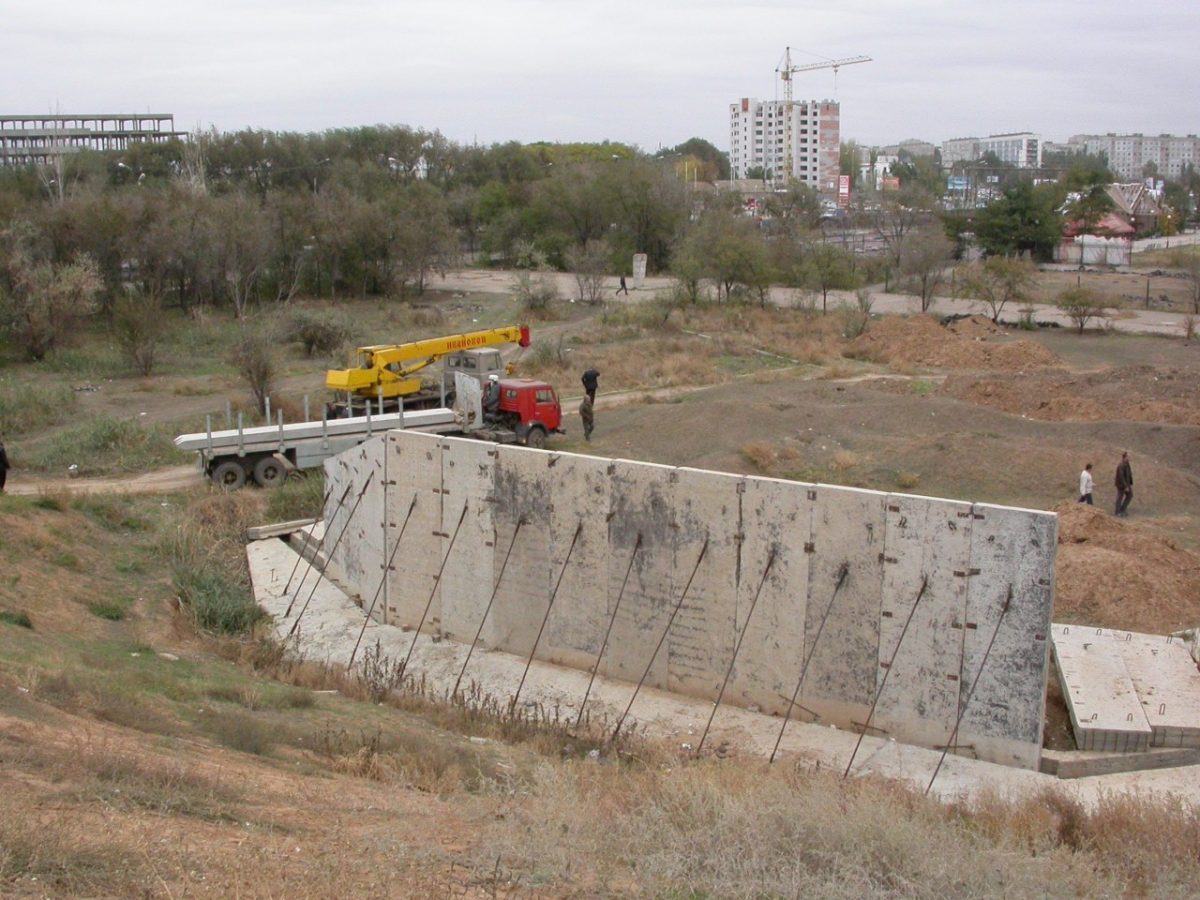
[616,275,628,296]
[579,395,594,441]
[1114,451,1133,517]
[0,438,8,493]
[581,367,600,403]
[484,374,501,418]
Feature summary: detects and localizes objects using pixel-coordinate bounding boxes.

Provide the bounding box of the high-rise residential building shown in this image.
[1066,133,1200,180]
[728,98,840,193]
[940,133,1042,168]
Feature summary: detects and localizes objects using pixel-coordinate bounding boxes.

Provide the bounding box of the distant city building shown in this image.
[879,139,937,158]
[0,113,184,166]
[1066,133,1200,180]
[728,98,840,192]
[940,132,1042,169]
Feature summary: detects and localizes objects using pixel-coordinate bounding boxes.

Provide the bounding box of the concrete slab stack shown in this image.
[324,431,1059,769]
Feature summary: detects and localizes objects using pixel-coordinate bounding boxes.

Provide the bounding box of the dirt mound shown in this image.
[945,315,1002,338]
[846,315,1060,371]
[944,365,1200,425]
[1053,501,1200,634]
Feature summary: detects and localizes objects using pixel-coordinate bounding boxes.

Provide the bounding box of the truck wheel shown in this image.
[253,455,287,488]
[525,426,547,449]
[210,460,247,489]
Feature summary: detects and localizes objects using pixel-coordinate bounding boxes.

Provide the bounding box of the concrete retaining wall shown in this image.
[323,431,1056,769]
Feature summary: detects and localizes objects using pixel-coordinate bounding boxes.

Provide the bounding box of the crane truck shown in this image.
[325,324,530,415]
[174,372,563,489]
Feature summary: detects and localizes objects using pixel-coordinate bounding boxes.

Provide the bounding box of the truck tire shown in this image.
[210,459,247,489]
[525,426,547,449]
[253,455,287,488]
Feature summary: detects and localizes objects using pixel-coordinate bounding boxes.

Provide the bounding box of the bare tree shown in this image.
[1056,286,1107,334]
[898,229,955,312]
[0,231,102,360]
[566,239,611,305]
[112,287,166,375]
[961,257,1035,323]
[1169,248,1200,314]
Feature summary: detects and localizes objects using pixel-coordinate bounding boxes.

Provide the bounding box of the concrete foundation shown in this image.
[323,431,1058,769]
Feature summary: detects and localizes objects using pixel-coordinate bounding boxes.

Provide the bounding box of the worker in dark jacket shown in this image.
[581,367,600,403]
[579,395,594,441]
[0,437,9,493]
[1114,451,1133,517]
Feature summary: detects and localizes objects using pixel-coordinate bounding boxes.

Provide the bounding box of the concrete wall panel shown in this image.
[321,435,386,611]
[727,477,813,716]
[539,452,612,671]
[383,431,444,627]
[959,503,1056,768]
[437,439,496,642]
[801,485,886,726]
[665,468,742,701]
[602,459,678,691]
[873,494,972,747]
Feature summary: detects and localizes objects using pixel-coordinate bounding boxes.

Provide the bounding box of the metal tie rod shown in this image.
[452,518,526,698]
[346,493,419,671]
[843,575,928,780]
[574,533,642,730]
[399,501,470,675]
[284,481,353,615]
[288,472,375,636]
[510,522,583,714]
[925,585,1013,797]
[280,484,333,598]
[697,548,777,755]
[611,536,710,741]
[770,561,850,764]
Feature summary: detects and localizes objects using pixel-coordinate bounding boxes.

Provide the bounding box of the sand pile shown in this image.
[1053,501,1200,635]
[944,315,1003,338]
[944,365,1200,425]
[846,315,1060,371]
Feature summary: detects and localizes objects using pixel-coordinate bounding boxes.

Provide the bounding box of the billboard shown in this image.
[838,174,851,209]
[947,175,970,191]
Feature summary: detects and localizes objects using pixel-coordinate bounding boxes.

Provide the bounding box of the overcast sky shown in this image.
[4,0,1196,151]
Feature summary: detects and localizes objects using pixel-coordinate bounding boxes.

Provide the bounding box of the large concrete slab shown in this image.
[727,476,812,716]
[322,435,386,609]
[437,438,496,643]
[959,503,1056,768]
[1113,630,1200,749]
[800,484,886,729]
[1051,624,1152,753]
[872,494,972,751]
[381,431,444,628]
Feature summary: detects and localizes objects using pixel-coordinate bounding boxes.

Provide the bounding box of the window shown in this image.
[535,389,555,403]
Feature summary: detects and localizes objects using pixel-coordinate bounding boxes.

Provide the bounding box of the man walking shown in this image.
[581,367,600,403]
[1114,451,1134,517]
[616,275,628,296]
[579,395,594,441]
[0,437,8,493]
[1078,463,1094,505]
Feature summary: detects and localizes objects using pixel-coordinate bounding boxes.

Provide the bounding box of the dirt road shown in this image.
[6,464,205,497]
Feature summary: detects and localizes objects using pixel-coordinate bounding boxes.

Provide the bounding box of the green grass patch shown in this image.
[29,416,183,476]
[202,708,276,755]
[174,566,265,635]
[0,610,33,629]
[0,381,78,435]
[71,495,150,531]
[31,494,66,511]
[88,598,133,621]
[265,471,326,522]
[42,345,126,379]
[910,379,935,396]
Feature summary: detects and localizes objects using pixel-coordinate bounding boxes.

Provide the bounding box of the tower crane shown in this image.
[774,47,871,187]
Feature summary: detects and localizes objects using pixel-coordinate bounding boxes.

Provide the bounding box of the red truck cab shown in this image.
[496,379,563,448]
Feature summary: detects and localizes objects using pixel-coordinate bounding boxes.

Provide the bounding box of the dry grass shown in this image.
[739,441,778,472]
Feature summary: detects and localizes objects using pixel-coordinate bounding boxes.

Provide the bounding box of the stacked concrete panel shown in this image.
[322,431,1058,769]
[322,437,386,609]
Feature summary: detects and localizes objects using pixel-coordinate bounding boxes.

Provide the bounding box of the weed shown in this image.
[50,550,79,569]
[31,493,66,511]
[896,471,921,491]
[202,707,276,755]
[0,610,32,629]
[265,471,325,522]
[0,382,77,435]
[175,566,265,635]
[31,416,181,476]
[88,598,132,621]
[739,441,777,472]
[71,495,149,531]
[910,379,934,396]
[113,559,144,575]
[832,450,860,471]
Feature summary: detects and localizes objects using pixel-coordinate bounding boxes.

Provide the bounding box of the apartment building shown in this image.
[1067,133,1200,180]
[728,98,840,193]
[941,132,1042,168]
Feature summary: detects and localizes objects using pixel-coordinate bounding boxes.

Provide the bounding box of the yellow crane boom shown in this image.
[326,325,531,401]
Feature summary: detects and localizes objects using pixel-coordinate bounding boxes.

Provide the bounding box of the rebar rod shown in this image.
[284,481,351,614]
[769,561,850,764]
[574,533,642,730]
[697,548,777,755]
[510,522,583,713]
[842,575,928,780]
[346,493,418,671]
[399,501,470,674]
[925,585,1013,796]
[452,517,526,697]
[611,536,710,741]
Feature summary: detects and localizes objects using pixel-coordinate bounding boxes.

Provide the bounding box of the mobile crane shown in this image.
[325,325,530,414]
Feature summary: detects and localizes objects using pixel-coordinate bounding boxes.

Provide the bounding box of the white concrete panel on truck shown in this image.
[960,504,1056,768]
[437,437,496,643]
[383,431,444,628]
[801,485,886,727]
[321,435,386,610]
[666,467,742,701]
[539,452,612,672]
[1051,624,1152,753]
[1114,630,1200,749]
[873,495,971,750]
[602,459,678,693]
[727,476,813,717]
[487,444,553,657]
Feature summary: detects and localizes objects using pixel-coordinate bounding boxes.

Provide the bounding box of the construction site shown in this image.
[3,260,1200,895]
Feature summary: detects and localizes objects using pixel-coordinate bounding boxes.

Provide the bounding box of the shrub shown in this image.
[88,599,132,621]
[174,567,265,635]
[111,287,166,375]
[285,310,352,358]
[229,326,277,417]
[0,383,77,436]
[203,708,275,755]
[0,610,32,629]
